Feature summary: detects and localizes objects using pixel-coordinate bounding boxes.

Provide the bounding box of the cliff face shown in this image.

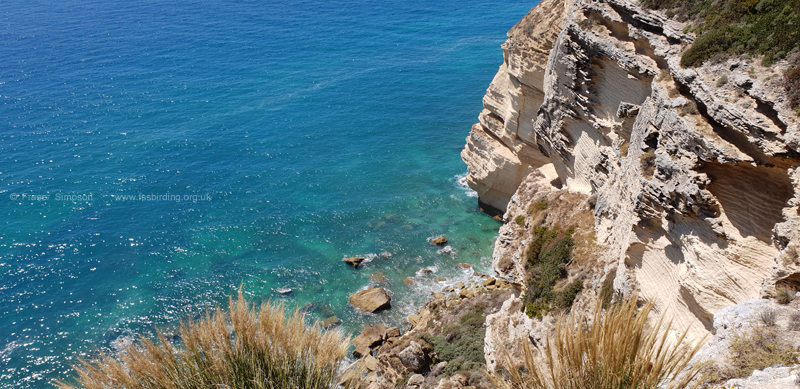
[464,0,800,344]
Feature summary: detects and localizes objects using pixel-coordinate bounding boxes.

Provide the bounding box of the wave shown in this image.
[454,173,478,198]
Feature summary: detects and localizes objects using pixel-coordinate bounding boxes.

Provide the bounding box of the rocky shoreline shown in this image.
[360,0,800,386]
[349,270,521,389]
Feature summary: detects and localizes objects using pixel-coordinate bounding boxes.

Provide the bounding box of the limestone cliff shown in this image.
[463,0,800,351]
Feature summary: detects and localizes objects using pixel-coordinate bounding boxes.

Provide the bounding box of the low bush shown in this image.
[515,215,525,227]
[56,291,357,389]
[640,0,800,68]
[552,280,584,310]
[599,268,617,309]
[492,296,707,389]
[728,326,799,378]
[522,225,578,318]
[528,201,548,215]
[760,308,778,327]
[789,312,800,331]
[776,288,793,305]
[427,311,487,376]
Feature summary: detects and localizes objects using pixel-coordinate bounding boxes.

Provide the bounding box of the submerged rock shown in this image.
[369,271,389,284]
[349,287,391,313]
[321,315,339,328]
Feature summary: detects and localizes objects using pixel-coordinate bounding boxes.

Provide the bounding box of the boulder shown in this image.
[398,341,429,372]
[353,344,371,359]
[385,326,401,339]
[457,263,473,269]
[343,256,365,267]
[408,314,420,326]
[353,324,386,350]
[363,355,378,371]
[407,374,424,387]
[431,236,448,246]
[402,277,414,286]
[483,278,496,286]
[349,287,391,312]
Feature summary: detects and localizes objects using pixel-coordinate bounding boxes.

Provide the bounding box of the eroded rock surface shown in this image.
[463,0,800,344]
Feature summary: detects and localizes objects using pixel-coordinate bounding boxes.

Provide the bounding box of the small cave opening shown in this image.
[698,163,794,243]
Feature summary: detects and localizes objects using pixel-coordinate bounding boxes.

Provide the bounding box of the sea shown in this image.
[0,0,536,387]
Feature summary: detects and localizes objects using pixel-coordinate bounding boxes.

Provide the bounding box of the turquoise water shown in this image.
[0,0,535,387]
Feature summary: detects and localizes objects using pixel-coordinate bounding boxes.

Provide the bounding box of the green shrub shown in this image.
[528,201,548,215]
[553,280,584,310]
[56,291,358,389]
[640,0,800,70]
[428,312,487,376]
[645,0,799,67]
[460,311,485,327]
[515,215,525,227]
[716,75,728,87]
[523,301,551,319]
[523,225,577,318]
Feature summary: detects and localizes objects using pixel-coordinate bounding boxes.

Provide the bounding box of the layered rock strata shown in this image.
[463,0,800,346]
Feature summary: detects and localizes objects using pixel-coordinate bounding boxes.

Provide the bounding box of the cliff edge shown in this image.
[464,0,800,347]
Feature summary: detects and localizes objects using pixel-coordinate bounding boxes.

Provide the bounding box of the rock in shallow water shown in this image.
[349,287,391,313]
[343,256,365,267]
[430,236,447,246]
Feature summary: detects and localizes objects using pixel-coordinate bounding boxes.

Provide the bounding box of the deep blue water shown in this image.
[0,0,535,387]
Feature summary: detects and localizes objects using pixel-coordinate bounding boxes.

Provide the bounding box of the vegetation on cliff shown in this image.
[56,291,358,389]
[641,0,800,67]
[493,296,707,389]
[522,223,582,319]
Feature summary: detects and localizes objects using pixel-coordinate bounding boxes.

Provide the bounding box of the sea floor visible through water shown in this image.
[0,0,536,387]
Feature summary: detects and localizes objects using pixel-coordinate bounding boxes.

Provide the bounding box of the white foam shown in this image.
[110,332,136,354]
[0,341,18,364]
[436,245,457,258]
[454,173,478,198]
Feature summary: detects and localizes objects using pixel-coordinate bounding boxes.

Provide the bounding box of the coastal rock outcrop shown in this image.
[463,0,800,347]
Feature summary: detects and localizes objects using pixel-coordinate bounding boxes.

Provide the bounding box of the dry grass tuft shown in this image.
[491,295,706,389]
[727,325,799,379]
[56,290,357,389]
